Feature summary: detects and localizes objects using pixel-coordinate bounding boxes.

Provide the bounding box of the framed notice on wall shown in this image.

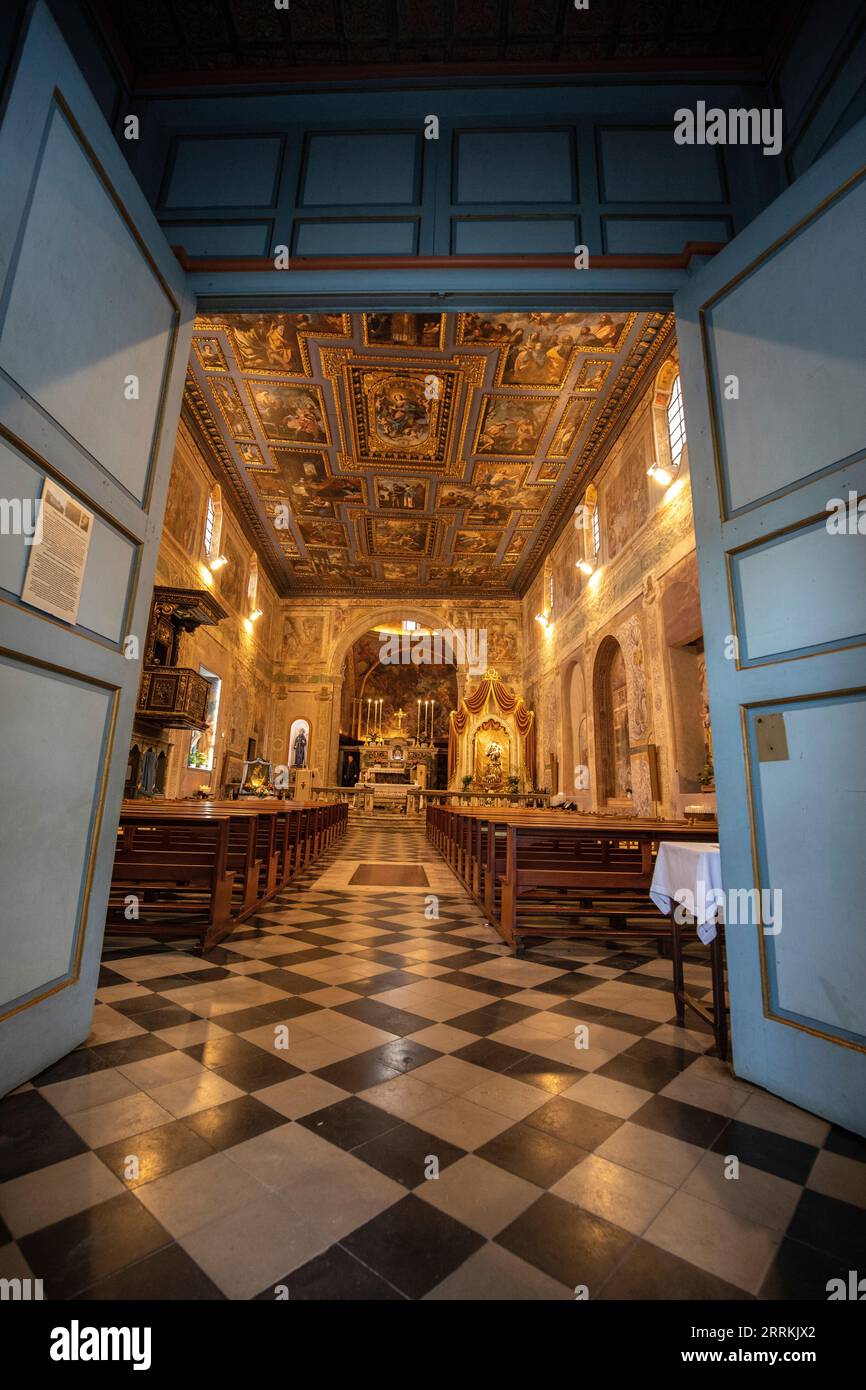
[20,479,94,625]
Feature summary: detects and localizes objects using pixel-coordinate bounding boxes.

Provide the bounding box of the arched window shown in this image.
[591,503,601,556]
[247,553,259,610]
[204,485,223,561]
[666,373,687,469]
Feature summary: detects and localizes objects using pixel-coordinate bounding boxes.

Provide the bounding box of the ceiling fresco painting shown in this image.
[184,308,674,597]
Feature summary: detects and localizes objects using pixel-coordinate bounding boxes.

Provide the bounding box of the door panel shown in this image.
[676,116,866,1133]
[0,2,193,1092]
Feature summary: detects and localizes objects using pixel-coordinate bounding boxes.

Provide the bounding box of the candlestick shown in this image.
[416,699,421,743]
[430,699,435,741]
[366,697,371,739]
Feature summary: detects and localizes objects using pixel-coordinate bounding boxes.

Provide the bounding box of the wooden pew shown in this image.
[107,797,347,953]
[427,804,718,954]
[108,813,236,952]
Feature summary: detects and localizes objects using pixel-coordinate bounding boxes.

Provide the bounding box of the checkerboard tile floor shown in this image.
[1,815,864,1300]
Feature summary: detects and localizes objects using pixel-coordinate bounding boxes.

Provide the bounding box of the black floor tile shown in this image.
[97,1119,214,1188]
[598,1238,748,1300]
[79,1241,225,1299]
[785,1189,866,1266]
[711,1119,818,1185]
[0,1091,88,1182]
[132,1005,203,1032]
[297,1096,402,1150]
[342,1194,484,1299]
[183,1096,286,1151]
[453,1038,530,1072]
[497,1192,633,1290]
[257,1244,405,1300]
[823,1124,866,1164]
[88,1034,174,1067]
[334,998,431,1036]
[212,999,319,1033]
[314,1051,404,1094]
[19,1193,172,1299]
[343,970,421,995]
[502,1054,587,1094]
[30,1048,112,1087]
[524,1096,623,1151]
[448,1000,537,1036]
[476,1121,586,1188]
[632,1094,730,1149]
[354,1121,465,1188]
[759,1235,847,1301]
[363,1038,442,1075]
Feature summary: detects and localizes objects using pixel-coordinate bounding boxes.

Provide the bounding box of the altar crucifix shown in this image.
[394,708,407,734]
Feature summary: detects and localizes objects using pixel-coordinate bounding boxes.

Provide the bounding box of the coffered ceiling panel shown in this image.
[184,308,674,597]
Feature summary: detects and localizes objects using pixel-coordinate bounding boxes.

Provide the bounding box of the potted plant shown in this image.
[506,774,520,797]
[698,758,715,790]
[461,774,473,804]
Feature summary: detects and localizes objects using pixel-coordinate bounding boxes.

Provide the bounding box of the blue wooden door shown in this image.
[0,2,194,1091]
[675,117,866,1133]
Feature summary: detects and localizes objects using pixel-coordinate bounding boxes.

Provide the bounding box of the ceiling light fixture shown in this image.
[647,460,673,487]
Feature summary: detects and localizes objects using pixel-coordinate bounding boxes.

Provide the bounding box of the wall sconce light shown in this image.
[249,607,263,622]
[576,558,595,577]
[535,612,550,630]
[208,554,228,572]
[647,460,674,487]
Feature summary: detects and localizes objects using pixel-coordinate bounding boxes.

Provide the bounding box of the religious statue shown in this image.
[292,727,307,767]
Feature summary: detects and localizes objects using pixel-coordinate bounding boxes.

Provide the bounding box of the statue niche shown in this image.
[474,719,510,791]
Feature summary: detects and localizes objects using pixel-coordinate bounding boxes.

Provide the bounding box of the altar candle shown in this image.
[366,698,371,738]
[416,699,421,742]
[430,699,435,739]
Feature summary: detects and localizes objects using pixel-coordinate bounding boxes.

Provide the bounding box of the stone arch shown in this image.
[593,635,631,804]
[328,603,453,673]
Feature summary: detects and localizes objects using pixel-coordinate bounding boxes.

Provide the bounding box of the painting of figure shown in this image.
[193,336,228,372]
[165,459,202,555]
[249,383,327,445]
[372,375,430,448]
[210,378,255,440]
[376,478,427,510]
[574,312,633,352]
[381,562,418,582]
[372,519,429,554]
[218,312,348,375]
[574,358,612,392]
[298,519,347,549]
[454,529,500,554]
[437,483,475,509]
[603,445,651,560]
[549,396,590,459]
[253,453,329,517]
[364,313,444,349]
[475,397,552,457]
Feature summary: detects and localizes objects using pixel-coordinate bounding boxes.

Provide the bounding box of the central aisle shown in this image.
[2,813,848,1301]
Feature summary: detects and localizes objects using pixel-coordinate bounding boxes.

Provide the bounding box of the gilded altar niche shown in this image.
[473,719,511,789]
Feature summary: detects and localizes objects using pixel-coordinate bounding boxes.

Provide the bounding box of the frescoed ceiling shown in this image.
[184,308,674,597]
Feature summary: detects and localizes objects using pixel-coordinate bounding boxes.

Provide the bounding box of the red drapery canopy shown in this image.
[448,672,536,784]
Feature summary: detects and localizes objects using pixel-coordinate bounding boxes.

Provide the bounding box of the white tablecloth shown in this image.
[650,841,722,943]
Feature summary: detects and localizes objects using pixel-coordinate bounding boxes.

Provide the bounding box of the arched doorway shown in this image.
[594,636,631,804]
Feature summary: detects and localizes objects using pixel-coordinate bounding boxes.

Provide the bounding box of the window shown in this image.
[188,666,221,772]
[667,374,687,469]
[204,486,223,560]
[547,571,555,614]
[592,503,601,556]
